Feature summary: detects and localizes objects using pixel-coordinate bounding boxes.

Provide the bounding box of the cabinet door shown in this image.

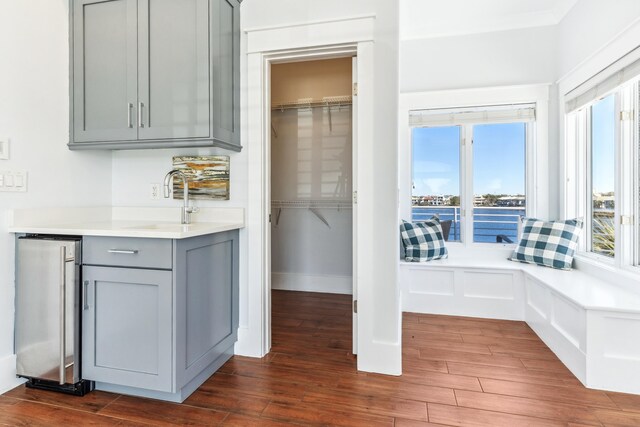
[174,231,239,388]
[211,0,241,148]
[72,0,138,142]
[137,0,211,140]
[82,266,173,392]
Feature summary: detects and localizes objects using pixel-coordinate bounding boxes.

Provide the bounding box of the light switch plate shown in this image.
[0,170,27,192]
[0,138,8,160]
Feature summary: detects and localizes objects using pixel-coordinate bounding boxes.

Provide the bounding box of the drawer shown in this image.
[83,237,172,269]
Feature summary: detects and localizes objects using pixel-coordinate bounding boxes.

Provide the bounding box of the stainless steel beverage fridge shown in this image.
[15,235,93,395]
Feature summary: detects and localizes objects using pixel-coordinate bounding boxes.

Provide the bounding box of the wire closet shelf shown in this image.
[271,95,352,111]
[271,199,352,210]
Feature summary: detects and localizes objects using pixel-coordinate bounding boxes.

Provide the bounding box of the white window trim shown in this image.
[566,80,638,270]
[556,16,640,291]
[398,84,550,250]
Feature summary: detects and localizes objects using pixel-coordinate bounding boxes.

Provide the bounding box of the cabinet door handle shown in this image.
[127,103,134,128]
[138,102,144,128]
[82,280,89,310]
[107,249,139,254]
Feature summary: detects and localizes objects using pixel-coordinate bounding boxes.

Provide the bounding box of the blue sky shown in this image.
[412,122,526,196]
[591,94,615,194]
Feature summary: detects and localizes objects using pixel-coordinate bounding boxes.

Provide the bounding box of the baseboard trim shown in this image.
[272,272,352,295]
[0,354,25,394]
[357,339,402,376]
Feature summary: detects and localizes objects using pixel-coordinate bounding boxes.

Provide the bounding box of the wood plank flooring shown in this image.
[2,289,640,425]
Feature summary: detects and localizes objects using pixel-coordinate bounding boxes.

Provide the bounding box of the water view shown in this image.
[412,204,524,243]
[412,122,528,244]
[412,118,616,249]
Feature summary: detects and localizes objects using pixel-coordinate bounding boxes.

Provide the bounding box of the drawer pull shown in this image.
[107,249,139,255]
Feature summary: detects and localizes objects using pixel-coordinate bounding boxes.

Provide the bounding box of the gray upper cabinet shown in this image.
[211,0,240,147]
[70,0,241,151]
[72,0,138,143]
[138,0,211,141]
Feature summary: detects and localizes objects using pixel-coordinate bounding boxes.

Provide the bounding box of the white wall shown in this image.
[111,147,246,209]
[400,26,557,93]
[557,0,640,80]
[239,0,401,374]
[241,0,376,29]
[369,0,400,357]
[399,0,578,40]
[0,0,112,392]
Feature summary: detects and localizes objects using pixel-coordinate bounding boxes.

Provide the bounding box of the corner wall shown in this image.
[0,0,112,393]
[400,25,558,93]
[399,25,559,219]
[238,0,401,374]
[557,0,640,80]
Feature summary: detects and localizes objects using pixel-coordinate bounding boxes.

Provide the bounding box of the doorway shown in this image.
[269,57,357,358]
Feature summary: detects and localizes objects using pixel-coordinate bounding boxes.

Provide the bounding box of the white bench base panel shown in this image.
[400,260,640,395]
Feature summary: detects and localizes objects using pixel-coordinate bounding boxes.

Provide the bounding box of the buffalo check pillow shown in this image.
[509,218,583,270]
[400,218,448,262]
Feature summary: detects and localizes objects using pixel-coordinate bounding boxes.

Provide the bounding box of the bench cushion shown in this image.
[509,217,583,270]
[400,219,448,262]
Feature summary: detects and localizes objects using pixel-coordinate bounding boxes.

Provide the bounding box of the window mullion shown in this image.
[525,123,535,219]
[461,125,474,246]
[581,109,592,254]
[614,92,622,267]
[618,85,635,267]
[635,81,640,266]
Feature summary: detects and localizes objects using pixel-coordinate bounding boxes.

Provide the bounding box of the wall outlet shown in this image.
[150,183,161,200]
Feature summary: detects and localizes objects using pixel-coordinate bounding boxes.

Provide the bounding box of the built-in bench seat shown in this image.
[399,252,640,395]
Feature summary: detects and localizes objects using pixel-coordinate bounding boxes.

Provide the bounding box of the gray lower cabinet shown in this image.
[70,0,241,151]
[81,230,239,402]
[82,266,173,392]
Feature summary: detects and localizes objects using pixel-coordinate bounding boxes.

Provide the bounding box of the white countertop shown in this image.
[8,207,244,239]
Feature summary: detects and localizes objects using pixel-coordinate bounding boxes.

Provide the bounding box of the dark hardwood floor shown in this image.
[2,289,640,425]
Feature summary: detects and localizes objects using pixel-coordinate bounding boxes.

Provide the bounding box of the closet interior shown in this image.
[270,57,354,297]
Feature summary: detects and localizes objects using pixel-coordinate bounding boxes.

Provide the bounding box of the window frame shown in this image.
[410,120,531,246]
[567,79,639,270]
[399,85,550,252]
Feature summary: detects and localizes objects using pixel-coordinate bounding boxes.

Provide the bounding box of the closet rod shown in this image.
[271,96,352,111]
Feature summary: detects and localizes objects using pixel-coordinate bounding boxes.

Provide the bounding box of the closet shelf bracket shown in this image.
[309,207,331,229]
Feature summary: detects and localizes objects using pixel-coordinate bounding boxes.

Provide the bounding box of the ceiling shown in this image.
[400,0,579,40]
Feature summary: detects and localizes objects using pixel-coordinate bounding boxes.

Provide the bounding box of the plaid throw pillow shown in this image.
[509,218,583,270]
[400,218,448,262]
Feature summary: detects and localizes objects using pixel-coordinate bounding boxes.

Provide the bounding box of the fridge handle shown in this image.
[59,246,66,385]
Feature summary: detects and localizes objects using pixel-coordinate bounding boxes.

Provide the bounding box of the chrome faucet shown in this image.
[163,169,197,224]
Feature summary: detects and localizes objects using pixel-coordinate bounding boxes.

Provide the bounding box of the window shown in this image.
[589,94,616,257]
[472,123,526,243]
[567,76,639,266]
[412,126,461,241]
[410,105,533,244]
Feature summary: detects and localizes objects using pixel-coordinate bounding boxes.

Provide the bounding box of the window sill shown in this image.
[443,241,514,258]
[445,241,516,251]
[573,253,640,293]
